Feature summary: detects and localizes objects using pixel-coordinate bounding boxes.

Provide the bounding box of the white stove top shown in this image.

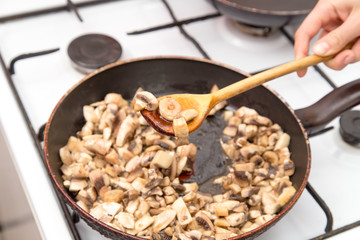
[0,0,359,239]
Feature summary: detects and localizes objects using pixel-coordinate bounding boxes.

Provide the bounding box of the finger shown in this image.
[296,68,307,78]
[323,38,360,69]
[294,2,336,77]
[294,1,336,60]
[324,49,354,70]
[312,13,360,56]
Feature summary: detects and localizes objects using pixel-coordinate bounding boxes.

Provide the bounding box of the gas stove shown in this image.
[0,1,359,239]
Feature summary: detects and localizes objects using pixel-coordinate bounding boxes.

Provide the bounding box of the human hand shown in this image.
[294,0,360,77]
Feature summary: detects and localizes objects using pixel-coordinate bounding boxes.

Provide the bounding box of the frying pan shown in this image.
[211,0,317,28]
[44,56,360,239]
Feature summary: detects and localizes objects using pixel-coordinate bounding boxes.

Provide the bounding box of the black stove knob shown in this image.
[339,110,360,148]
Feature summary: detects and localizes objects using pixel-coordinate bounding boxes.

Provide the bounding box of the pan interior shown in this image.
[46,57,309,211]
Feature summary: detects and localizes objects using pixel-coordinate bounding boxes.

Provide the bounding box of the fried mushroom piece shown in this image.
[60,91,296,239]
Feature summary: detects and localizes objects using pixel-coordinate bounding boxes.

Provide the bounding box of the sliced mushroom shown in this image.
[248,194,261,206]
[241,186,260,198]
[128,137,143,155]
[174,136,190,146]
[214,204,229,217]
[214,218,230,228]
[127,166,144,183]
[208,100,227,116]
[249,209,261,219]
[245,125,258,139]
[115,212,135,229]
[176,143,197,161]
[59,146,72,165]
[195,211,214,232]
[104,93,128,107]
[105,165,117,178]
[236,106,258,119]
[183,182,199,193]
[98,109,115,131]
[283,159,295,176]
[153,139,177,151]
[225,212,245,227]
[164,195,177,205]
[151,150,175,169]
[135,200,150,219]
[89,169,105,192]
[220,139,238,160]
[214,228,237,240]
[143,186,163,198]
[117,146,134,162]
[69,163,89,178]
[233,162,255,172]
[69,179,88,192]
[116,115,139,147]
[262,151,279,166]
[76,200,89,212]
[130,178,148,193]
[112,108,127,137]
[134,214,154,233]
[223,125,238,137]
[104,148,119,165]
[84,138,112,156]
[185,230,202,240]
[126,199,140,214]
[159,97,182,121]
[183,191,197,202]
[173,117,189,138]
[179,109,199,122]
[274,133,290,150]
[172,197,192,225]
[76,188,96,206]
[133,91,159,111]
[276,186,296,207]
[153,208,177,232]
[80,121,94,138]
[90,202,122,224]
[241,222,259,233]
[125,156,141,173]
[103,189,124,203]
[83,105,99,123]
[255,214,274,225]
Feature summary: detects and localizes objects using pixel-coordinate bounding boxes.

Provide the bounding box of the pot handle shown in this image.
[295,79,360,134]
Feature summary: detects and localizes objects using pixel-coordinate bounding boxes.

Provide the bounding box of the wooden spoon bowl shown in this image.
[142,93,212,135]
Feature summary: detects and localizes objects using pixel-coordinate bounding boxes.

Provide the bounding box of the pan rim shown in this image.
[216,0,313,16]
[44,55,311,239]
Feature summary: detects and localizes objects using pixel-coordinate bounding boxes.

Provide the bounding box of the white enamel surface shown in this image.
[0,0,359,239]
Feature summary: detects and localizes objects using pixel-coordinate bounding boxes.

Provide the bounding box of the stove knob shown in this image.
[339,110,360,148]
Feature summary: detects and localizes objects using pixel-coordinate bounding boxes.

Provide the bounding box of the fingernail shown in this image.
[313,42,330,55]
[344,55,355,65]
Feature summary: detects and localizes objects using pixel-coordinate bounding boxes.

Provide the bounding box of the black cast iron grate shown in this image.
[0,0,359,239]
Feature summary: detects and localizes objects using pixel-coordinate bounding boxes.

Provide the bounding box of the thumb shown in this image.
[313,15,360,56]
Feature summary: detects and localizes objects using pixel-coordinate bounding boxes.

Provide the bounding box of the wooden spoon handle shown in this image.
[212,43,353,104]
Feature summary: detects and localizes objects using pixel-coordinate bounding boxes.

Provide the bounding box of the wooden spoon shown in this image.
[141,48,350,136]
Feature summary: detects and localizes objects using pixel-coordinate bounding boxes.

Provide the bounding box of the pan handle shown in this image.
[295,79,360,134]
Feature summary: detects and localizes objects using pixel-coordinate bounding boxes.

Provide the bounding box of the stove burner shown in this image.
[67,33,122,74]
[233,21,275,37]
[339,110,360,148]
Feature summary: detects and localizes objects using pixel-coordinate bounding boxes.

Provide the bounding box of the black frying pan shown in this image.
[212,0,317,28]
[44,56,360,239]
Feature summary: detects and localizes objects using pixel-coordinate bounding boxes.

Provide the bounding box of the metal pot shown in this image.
[212,0,317,28]
[44,56,360,239]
